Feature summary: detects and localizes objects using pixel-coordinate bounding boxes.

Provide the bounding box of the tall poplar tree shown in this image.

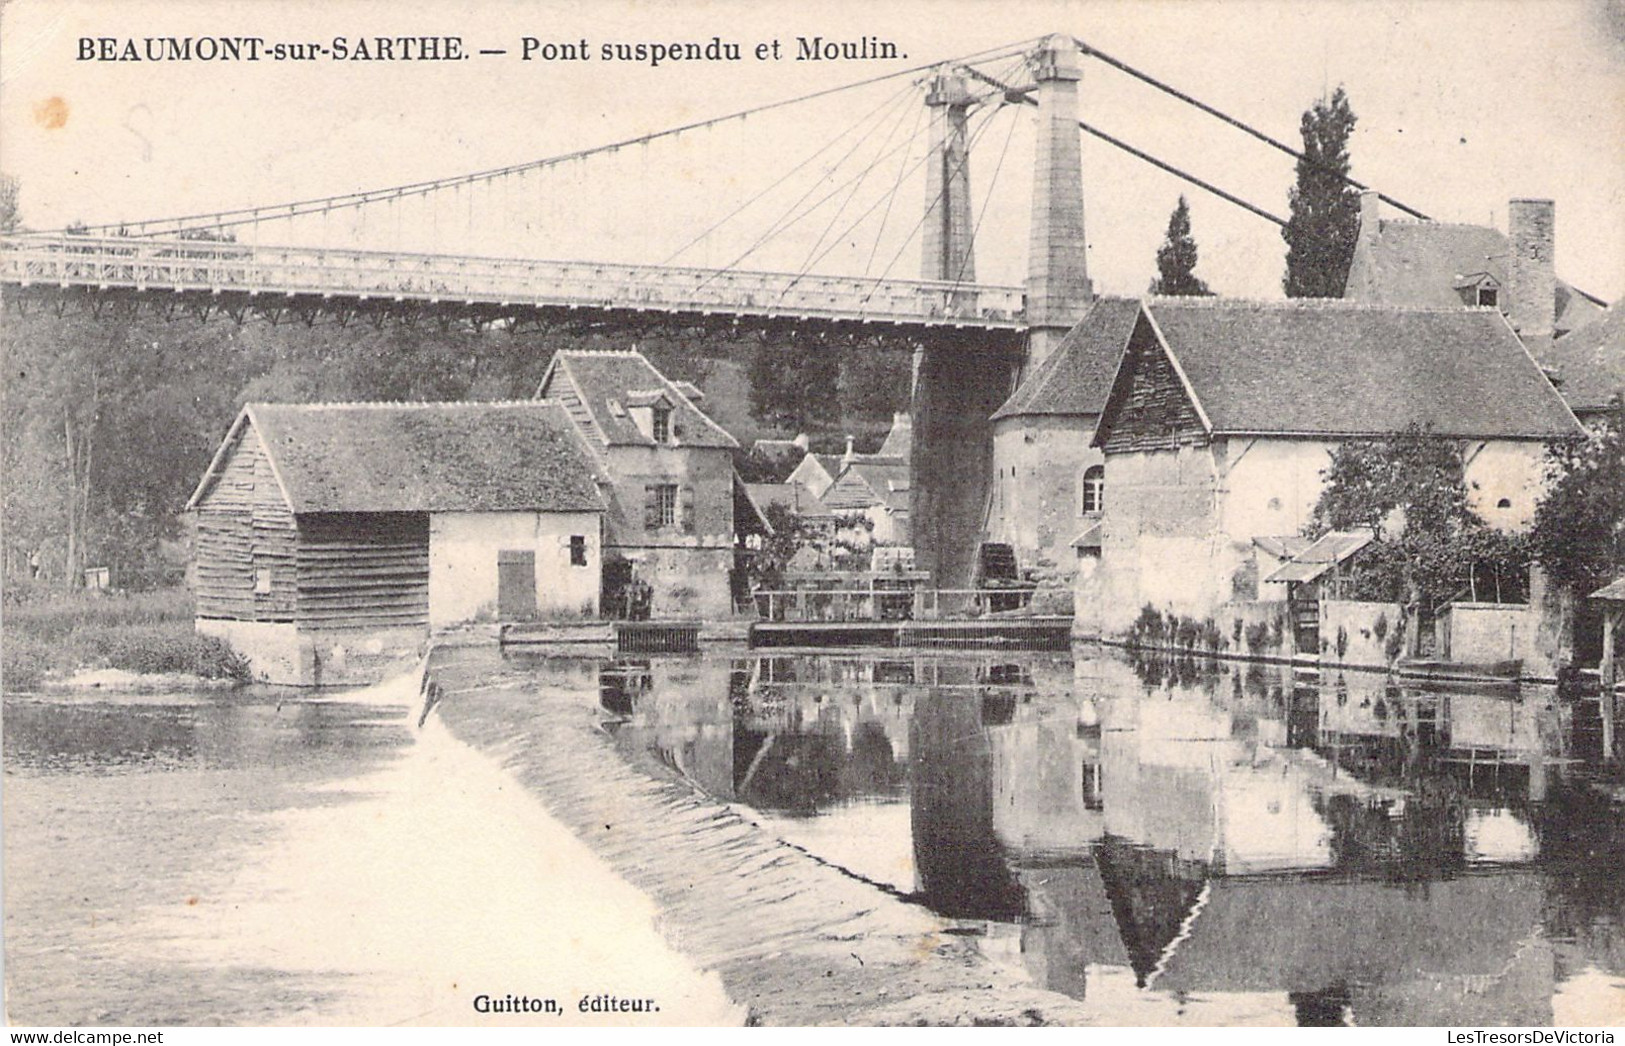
[1148,195,1211,296]
[1282,87,1360,298]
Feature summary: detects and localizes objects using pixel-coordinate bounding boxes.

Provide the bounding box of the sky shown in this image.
[3,0,1623,303]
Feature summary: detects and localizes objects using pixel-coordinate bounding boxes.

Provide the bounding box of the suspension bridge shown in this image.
[0,33,1432,584]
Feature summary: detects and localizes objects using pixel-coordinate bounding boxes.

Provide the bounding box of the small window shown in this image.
[569,535,588,566]
[1080,465,1105,515]
[253,566,273,594]
[1477,287,1498,308]
[1496,497,1512,510]
[652,406,672,442]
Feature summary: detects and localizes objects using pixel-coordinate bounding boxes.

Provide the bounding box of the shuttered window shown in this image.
[645,484,678,529]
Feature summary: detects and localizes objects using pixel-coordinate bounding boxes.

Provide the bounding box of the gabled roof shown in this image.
[536,350,738,449]
[1347,218,1607,332]
[875,414,913,458]
[1094,299,1585,445]
[188,401,606,515]
[1542,301,1625,413]
[992,297,1142,420]
[743,482,836,521]
[1591,577,1625,601]
[822,460,911,513]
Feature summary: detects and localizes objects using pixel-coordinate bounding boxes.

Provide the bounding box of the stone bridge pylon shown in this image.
[912,34,1095,588]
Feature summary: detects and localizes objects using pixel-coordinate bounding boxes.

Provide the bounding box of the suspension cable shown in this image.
[1072,36,1431,221]
[44,36,1047,238]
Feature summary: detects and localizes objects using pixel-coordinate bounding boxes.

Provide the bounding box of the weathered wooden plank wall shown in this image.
[195,425,297,621]
[296,513,429,629]
[1102,330,1207,454]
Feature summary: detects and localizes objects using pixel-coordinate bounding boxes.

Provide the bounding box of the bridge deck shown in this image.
[0,235,1027,331]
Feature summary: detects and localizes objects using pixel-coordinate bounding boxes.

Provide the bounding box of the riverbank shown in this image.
[426,643,1103,1026]
[3,588,249,690]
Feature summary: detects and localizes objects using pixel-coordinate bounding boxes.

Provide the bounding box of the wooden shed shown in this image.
[187,401,606,685]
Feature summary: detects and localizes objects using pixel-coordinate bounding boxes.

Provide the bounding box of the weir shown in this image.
[912,36,1094,588]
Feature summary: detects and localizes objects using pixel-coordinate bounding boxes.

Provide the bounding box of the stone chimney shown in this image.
[1358,190,1381,247]
[1506,198,1556,351]
[843,435,856,466]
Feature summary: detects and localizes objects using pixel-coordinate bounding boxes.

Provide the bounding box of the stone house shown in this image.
[1084,298,1585,643]
[987,297,1141,588]
[536,349,740,619]
[1344,193,1616,418]
[820,459,911,546]
[187,401,606,685]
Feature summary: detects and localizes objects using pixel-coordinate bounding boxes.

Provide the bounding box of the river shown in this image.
[2,672,736,1026]
[5,645,1622,1026]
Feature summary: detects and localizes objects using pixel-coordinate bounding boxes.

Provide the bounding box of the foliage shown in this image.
[0,172,19,234]
[753,502,822,588]
[1283,87,1360,299]
[5,586,194,639]
[1531,406,1625,595]
[1307,426,1531,608]
[2,587,250,686]
[1127,605,1225,652]
[748,342,842,430]
[1148,196,1212,296]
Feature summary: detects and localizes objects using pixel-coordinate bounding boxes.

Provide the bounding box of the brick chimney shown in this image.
[1506,198,1556,352]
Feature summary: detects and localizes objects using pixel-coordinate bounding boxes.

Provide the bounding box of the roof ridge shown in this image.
[1143,296,1502,314]
[248,399,560,410]
[551,348,647,358]
[1379,217,1507,232]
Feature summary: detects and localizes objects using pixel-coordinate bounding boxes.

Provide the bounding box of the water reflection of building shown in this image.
[595,649,1622,1026]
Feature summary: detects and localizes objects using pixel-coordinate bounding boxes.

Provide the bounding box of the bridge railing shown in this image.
[0,234,1025,327]
[754,587,1036,623]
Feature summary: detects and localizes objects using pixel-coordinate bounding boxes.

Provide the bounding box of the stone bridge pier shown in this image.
[912,36,1094,588]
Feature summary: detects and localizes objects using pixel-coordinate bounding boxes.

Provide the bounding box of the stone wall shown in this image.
[1319,600,1404,668]
[989,416,1099,589]
[428,510,600,627]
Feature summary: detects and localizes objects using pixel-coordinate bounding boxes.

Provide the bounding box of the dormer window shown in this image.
[652,405,671,442]
[1477,287,1498,308]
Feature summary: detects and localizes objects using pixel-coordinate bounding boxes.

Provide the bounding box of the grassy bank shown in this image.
[3,587,250,690]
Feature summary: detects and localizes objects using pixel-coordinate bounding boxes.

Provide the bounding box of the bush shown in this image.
[3,634,51,690]
[1130,604,1167,646]
[89,626,251,681]
[1245,621,1271,653]
[1,587,250,687]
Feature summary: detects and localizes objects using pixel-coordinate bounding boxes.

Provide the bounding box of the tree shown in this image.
[1308,425,1529,609]
[1148,196,1211,296]
[1282,87,1360,299]
[0,173,20,234]
[1531,404,1625,595]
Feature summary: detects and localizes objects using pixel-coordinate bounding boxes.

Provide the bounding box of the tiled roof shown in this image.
[875,414,913,458]
[1591,577,1625,601]
[744,482,836,520]
[537,350,738,449]
[1135,299,1584,439]
[992,297,1142,420]
[1347,219,1607,332]
[822,461,911,513]
[193,401,606,514]
[1542,302,1625,412]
